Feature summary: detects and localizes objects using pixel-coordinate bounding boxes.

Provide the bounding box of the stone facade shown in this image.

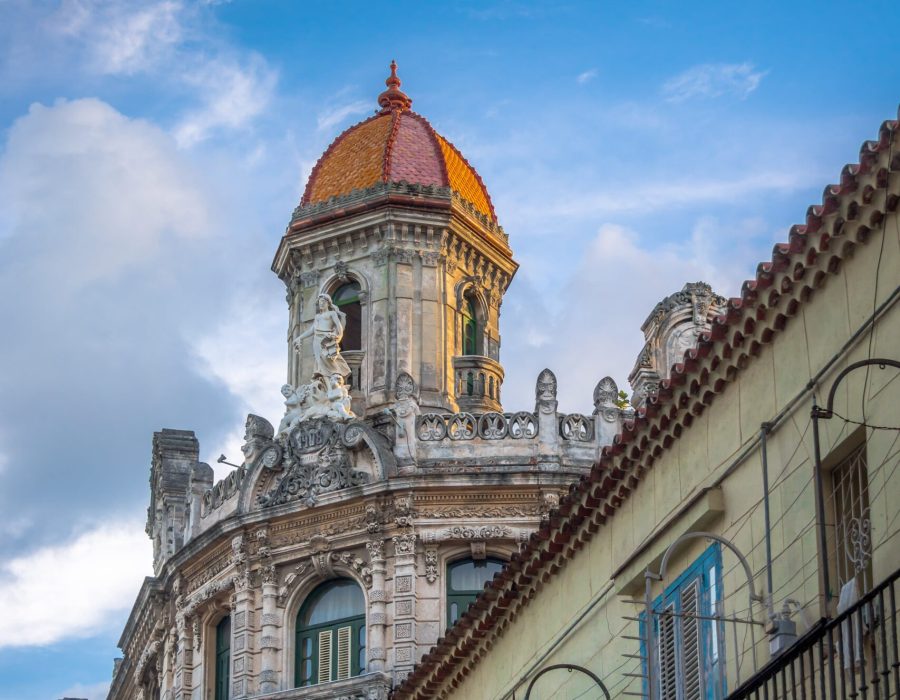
[110,66,727,700]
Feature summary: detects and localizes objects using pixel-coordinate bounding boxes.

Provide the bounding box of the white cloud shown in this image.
[190,289,286,478]
[576,68,598,84]
[174,54,278,147]
[662,62,767,102]
[514,169,809,222]
[0,520,151,647]
[52,0,185,75]
[317,100,371,132]
[0,98,209,288]
[57,681,111,700]
[499,218,769,412]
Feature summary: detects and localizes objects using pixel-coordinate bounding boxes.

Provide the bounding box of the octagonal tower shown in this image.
[272,62,517,417]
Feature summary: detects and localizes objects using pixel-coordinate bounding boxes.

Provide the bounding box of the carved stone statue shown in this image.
[278,293,356,432]
[293,293,352,381]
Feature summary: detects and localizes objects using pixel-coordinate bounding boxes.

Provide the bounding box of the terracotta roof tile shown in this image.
[300,64,497,222]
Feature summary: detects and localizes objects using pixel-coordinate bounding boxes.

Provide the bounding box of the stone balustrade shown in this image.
[452,355,504,413]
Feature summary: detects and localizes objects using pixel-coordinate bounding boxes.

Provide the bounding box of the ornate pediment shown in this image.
[259,419,369,508]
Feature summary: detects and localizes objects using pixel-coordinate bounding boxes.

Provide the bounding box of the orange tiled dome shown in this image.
[302,62,496,222]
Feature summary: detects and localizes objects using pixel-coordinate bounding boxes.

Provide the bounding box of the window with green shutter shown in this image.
[446,558,505,627]
[295,579,366,688]
[462,295,479,356]
[214,615,231,700]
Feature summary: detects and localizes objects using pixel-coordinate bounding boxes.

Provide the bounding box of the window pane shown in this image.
[302,579,365,625]
[332,282,362,351]
[449,559,504,592]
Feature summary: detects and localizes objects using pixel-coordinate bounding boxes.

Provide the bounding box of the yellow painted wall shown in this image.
[441,207,900,699]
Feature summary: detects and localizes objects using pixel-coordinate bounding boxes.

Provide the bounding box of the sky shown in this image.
[0,1,897,698]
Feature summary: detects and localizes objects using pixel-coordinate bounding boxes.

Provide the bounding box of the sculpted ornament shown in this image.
[283,293,355,433]
[241,415,281,471]
[260,419,370,508]
[535,368,558,414]
[424,547,439,583]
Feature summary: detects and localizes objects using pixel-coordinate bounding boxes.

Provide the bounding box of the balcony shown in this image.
[452,355,504,413]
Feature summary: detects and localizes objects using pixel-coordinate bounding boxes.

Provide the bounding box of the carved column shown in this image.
[230,534,254,699]
[257,528,280,693]
[367,540,388,672]
[391,494,418,683]
[172,612,192,700]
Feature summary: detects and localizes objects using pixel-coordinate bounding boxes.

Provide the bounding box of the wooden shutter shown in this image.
[658,603,677,699]
[318,630,333,683]
[681,579,702,700]
[336,625,352,680]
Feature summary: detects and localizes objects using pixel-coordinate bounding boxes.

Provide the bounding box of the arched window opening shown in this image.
[295,579,366,687]
[446,558,505,627]
[215,615,231,700]
[466,371,474,396]
[332,282,362,351]
[462,294,479,356]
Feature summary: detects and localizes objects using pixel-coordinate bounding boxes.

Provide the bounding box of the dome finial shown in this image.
[378,60,412,113]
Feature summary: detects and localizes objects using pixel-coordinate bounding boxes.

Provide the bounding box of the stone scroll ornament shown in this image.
[259,419,370,508]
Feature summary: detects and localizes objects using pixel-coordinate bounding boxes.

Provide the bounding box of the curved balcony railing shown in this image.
[452,355,504,413]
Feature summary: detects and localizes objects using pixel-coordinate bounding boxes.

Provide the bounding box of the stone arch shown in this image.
[280,562,371,688]
[454,278,488,357]
[434,543,514,630]
[196,589,233,699]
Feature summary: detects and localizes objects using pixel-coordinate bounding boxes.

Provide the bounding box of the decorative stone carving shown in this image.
[395,371,417,401]
[300,271,318,288]
[367,539,385,562]
[392,532,417,556]
[277,562,310,605]
[424,547,438,583]
[423,525,513,542]
[593,377,618,412]
[260,419,371,508]
[334,260,350,281]
[241,415,281,471]
[559,414,593,441]
[535,368,558,414]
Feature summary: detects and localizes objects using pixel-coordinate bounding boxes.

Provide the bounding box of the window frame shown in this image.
[214,614,231,700]
[445,557,505,628]
[640,543,725,700]
[461,293,481,356]
[294,579,366,688]
[330,281,362,353]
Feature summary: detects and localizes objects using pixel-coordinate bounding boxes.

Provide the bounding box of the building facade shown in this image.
[395,110,900,699]
[108,65,724,700]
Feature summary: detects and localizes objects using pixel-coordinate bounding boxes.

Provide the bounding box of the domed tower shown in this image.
[113,65,630,700]
[273,62,517,416]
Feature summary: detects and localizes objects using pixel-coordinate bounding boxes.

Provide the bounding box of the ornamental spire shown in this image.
[377,60,413,113]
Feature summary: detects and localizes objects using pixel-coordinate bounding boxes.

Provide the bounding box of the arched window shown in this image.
[332,282,362,351]
[446,558,504,627]
[214,615,231,700]
[295,579,366,687]
[462,294,479,356]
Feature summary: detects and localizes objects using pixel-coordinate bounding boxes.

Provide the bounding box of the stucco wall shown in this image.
[440,206,900,699]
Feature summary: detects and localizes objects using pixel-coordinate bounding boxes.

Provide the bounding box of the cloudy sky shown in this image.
[0,1,897,697]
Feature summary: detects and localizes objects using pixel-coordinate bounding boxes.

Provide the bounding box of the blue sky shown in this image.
[0,1,897,698]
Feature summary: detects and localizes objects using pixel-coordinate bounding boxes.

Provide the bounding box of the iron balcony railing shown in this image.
[727,566,900,700]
